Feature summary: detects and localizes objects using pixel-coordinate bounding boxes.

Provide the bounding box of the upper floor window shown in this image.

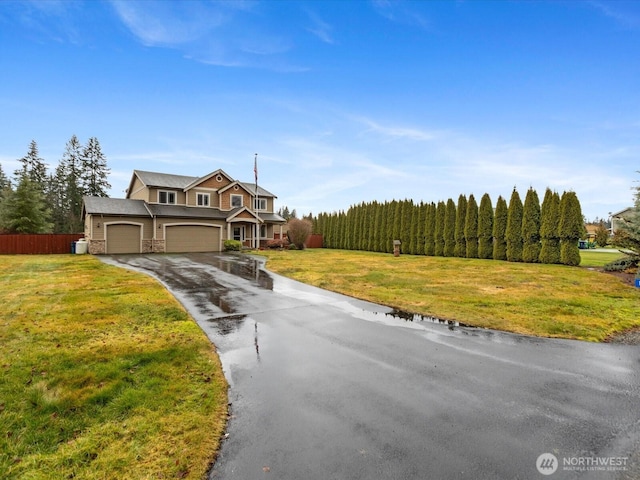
[231,194,243,208]
[197,193,210,207]
[158,190,176,204]
[254,198,267,211]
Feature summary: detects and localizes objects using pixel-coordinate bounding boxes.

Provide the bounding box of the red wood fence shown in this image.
[0,234,84,254]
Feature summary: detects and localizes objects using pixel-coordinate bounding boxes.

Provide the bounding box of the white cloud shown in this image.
[305,10,335,44]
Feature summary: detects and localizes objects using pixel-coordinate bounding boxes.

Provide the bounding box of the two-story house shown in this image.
[82,169,286,254]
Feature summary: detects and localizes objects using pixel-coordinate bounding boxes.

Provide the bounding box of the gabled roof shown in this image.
[83,196,151,217]
[611,207,634,218]
[226,206,262,223]
[183,169,234,191]
[131,170,197,190]
[240,182,277,198]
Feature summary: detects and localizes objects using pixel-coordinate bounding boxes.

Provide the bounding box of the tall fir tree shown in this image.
[539,189,561,264]
[443,198,456,257]
[559,191,584,266]
[521,187,541,263]
[493,195,508,260]
[464,194,479,258]
[0,163,11,201]
[478,193,494,259]
[15,140,48,194]
[416,201,427,255]
[454,194,467,257]
[81,137,111,197]
[434,201,446,256]
[506,188,524,262]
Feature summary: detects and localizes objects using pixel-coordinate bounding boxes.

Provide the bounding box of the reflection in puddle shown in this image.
[210,314,247,335]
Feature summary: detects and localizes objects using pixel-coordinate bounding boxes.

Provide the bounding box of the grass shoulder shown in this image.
[257,249,639,342]
[0,255,227,480]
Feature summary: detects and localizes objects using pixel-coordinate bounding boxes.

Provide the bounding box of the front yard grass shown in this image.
[258,249,639,342]
[0,255,227,480]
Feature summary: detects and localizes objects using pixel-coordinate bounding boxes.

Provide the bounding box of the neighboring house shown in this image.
[611,207,634,235]
[82,169,286,254]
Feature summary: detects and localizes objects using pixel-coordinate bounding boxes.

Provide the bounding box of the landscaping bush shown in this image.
[287,218,312,249]
[603,256,639,272]
[224,239,242,251]
[267,238,289,249]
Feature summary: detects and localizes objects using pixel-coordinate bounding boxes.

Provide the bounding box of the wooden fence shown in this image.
[0,234,84,254]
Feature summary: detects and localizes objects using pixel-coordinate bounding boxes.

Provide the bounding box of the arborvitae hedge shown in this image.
[506,189,524,262]
[522,188,541,263]
[465,194,479,258]
[478,193,494,260]
[559,191,583,266]
[425,202,436,256]
[434,201,446,256]
[454,194,467,257]
[443,198,456,257]
[493,196,508,261]
[313,187,584,267]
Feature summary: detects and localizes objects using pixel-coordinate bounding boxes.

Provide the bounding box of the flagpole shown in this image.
[254,153,258,249]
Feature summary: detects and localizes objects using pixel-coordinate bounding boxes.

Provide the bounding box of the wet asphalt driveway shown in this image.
[101,253,640,480]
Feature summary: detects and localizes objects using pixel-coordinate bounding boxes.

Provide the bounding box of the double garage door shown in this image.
[105,223,221,254]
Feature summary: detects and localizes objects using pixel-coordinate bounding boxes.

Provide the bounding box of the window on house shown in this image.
[254,198,267,211]
[231,195,243,208]
[260,225,267,238]
[159,190,176,204]
[233,226,245,241]
[197,193,210,207]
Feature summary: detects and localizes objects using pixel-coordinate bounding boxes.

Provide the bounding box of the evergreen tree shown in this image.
[15,140,48,195]
[506,188,523,262]
[424,202,436,256]
[55,135,85,232]
[454,194,467,257]
[372,201,382,252]
[559,191,583,266]
[539,189,561,264]
[409,202,419,254]
[443,198,456,257]
[0,176,53,233]
[81,137,111,197]
[493,196,508,260]
[477,193,493,259]
[521,187,541,263]
[0,163,11,203]
[434,201,446,256]
[416,201,427,255]
[611,176,640,259]
[464,194,479,258]
[401,200,414,252]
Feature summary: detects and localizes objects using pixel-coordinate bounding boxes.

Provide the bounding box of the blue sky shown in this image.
[1,0,639,220]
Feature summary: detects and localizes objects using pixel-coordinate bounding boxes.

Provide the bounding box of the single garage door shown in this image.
[106,224,141,254]
[165,225,221,253]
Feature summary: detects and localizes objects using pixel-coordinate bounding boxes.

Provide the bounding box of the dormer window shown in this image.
[159,190,176,204]
[231,194,243,208]
[197,193,210,207]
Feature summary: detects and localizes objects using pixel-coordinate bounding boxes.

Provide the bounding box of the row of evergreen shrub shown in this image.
[313,187,585,266]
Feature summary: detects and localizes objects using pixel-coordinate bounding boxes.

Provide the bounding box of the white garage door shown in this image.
[106,224,141,254]
[165,225,221,253]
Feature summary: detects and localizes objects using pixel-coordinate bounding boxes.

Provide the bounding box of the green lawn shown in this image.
[579,249,626,267]
[258,249,639,342]
[0,255,227,480]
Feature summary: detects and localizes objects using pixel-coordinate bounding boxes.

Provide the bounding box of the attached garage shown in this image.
[106,223,142,254]
[165,224,222,253]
